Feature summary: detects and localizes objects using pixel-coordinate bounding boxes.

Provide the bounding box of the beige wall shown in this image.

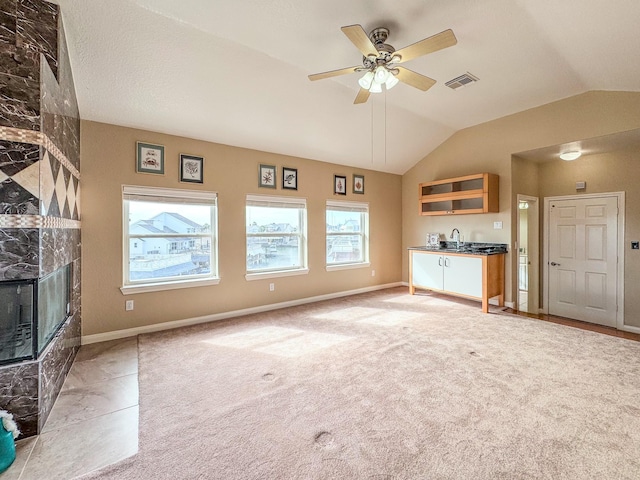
[535,146,640,327]
[81,121,402,337]
[402,91,640,310]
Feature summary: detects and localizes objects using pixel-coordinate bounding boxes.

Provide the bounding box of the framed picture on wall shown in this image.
[259,164,277,188]
[282,167,298,190]
[136,142,165,174]
[334,175,347,195]
[179,154,204,183]
[353,174,365,194]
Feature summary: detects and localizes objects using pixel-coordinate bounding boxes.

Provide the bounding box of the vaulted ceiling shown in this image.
[53,0,640,174]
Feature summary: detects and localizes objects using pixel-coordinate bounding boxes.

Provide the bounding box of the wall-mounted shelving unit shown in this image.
[418,173,499,215]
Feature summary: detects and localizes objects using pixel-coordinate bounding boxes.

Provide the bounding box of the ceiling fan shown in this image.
[308,25,457,104]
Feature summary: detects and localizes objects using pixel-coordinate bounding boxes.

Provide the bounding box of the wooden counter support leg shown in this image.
[482,253,505,313]
[408,251,415,295]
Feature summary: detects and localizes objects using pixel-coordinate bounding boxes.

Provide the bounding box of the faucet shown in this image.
[450,228,461,249]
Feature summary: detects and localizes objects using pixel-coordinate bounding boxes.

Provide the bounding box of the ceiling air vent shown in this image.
[445,72,479,90]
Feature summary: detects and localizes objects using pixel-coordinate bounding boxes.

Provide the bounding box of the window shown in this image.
[326,200,369,270]
[246,195,307,279]
[122,185,218,293]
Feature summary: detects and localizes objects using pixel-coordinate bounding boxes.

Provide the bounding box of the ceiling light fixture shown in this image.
[385,73,399,90]
[358,71,374,90]
[359,66,399,93]
[369,81,382,93]
[560,151,581,161]
[374,65,390,83]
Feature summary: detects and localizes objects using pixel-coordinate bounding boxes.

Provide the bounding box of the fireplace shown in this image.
[0,0,81,438]
[0,265,71,366]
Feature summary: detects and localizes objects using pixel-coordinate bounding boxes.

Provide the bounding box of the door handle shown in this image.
[438,257,443,266]
[444,258,450,267]
[550,262,561,266]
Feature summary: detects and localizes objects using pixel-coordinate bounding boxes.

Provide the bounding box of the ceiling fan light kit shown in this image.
[358,71,374,89]
[308,24,457,104]
[369,81,383,93]
[385,74,399,89]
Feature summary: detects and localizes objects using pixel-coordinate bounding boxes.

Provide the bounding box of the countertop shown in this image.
[409,242,508,256]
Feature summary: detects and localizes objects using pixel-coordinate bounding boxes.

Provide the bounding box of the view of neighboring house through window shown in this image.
[246,195,307,276]
[326,200,369,268]
[122,186,218,290]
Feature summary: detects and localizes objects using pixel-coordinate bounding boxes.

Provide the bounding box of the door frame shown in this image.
[517,194,539,314]
[543,192,626,330]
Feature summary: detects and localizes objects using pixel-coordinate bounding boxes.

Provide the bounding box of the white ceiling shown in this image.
[53,0,640,174]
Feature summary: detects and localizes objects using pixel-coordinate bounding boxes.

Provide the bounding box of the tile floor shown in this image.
[2,337,139,480]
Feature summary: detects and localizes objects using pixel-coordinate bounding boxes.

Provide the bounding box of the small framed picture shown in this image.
[179,154,204,183]
[259,164,276,188]
[334,175,347,195]
[136,142,164,174]
[282,167,298,190]
[353,174,365,194]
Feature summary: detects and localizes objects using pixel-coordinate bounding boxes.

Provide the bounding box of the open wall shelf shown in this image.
[419,173,499,215]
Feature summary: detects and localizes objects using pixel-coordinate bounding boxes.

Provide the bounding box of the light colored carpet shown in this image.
[82,287,640,479]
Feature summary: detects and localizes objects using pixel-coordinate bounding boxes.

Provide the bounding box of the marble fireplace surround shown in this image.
[0,0,81,438]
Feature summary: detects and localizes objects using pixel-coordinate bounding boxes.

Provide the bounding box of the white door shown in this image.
[548,196,618,326]
[411,252,444,290]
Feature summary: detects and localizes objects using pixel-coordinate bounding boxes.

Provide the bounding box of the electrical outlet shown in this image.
[493,221,503,229]
[269,283,275,292]
[125,300,134,311]
[632,241,639,250]
[371,269,376,277]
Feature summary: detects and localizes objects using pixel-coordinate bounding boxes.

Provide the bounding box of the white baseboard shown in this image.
[81,282,404,345]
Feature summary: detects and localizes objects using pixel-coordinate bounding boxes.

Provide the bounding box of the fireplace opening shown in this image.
[0,264,71,366]
[0,279,36,364]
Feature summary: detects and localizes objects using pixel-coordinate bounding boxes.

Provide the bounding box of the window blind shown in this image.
[326,200,368,213]
[246,194,306,209]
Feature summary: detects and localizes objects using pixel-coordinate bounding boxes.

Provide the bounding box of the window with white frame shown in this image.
[246,195,307,277]
[122,185,218,293]
[326,200,369,268]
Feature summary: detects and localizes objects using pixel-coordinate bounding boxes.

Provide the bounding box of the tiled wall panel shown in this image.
[0,361,39,437]
[0,0,81,437]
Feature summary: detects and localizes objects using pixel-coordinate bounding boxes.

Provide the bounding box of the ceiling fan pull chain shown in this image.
[371,99,374,164]
[384,91,387,165]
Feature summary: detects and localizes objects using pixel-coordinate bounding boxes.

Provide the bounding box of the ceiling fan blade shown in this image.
[341,24,378,58]
[395,67,436,91]
[308,66,360,81]
[354,88,370,104]
[394,29,457,64]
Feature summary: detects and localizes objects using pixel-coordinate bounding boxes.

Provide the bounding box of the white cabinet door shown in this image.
[443,255,482,298]
[411,252,444,290]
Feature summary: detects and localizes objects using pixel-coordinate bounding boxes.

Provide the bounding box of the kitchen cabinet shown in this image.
[411,250,444,291]
[419,173,499,216]
[409,249,505,313]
